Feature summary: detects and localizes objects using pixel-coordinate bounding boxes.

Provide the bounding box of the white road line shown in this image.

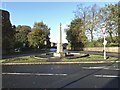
[103,68,120,70]
[82,66,120,70]
[82,66,106,69]
[2,73,67,76]
[94,75,120,78]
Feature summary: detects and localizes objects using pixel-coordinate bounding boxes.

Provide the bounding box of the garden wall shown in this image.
[83,47,120,53]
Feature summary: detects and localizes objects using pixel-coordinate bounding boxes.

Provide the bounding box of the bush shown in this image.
[85,42,94,47]
[94,41,102,47]
[107,43,119,47]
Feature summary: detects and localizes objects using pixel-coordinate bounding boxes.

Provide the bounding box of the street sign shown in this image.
[102,27,106,34]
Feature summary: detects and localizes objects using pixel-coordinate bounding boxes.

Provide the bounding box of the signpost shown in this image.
[102,25,107,60]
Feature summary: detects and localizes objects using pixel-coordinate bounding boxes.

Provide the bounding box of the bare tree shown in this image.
[74,4,99,42]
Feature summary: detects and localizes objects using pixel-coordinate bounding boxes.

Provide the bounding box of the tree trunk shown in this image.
[109,32,114,43]
[90,29,93,42]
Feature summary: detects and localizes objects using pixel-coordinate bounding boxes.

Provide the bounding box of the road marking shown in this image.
[2,72,67,76]
[82,66,120,70]
[94,75,120,78]
[103,68,120,70]
[82,66,106,69]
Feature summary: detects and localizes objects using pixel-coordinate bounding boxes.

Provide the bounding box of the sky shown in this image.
[1,1,118,43]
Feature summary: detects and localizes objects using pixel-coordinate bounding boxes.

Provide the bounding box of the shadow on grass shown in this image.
[65,54,90,59]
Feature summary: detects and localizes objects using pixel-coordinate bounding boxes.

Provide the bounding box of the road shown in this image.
[2,62,120,89]
[3,48,119,59]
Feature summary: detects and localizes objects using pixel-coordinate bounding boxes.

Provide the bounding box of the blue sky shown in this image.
[1,2,117,43]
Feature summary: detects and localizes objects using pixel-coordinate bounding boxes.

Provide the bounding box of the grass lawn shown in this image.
[1,56,47,63]
[62,55,118,62]
[1,54,118,63]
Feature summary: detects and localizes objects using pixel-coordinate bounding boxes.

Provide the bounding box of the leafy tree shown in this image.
[27,22,50,48]
[27,28,45,48]
[65,18,88,50]
[2,10,15,53]
[118,2,120,47]
[14,25,31,48]
[16,25,31,31]
[96,36,119,47]
[99,4,119,43]
[33,22,51,48]
[74,3,119,47]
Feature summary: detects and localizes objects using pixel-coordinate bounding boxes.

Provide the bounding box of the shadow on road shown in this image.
[100,77,119,89]
[57,62,119,90]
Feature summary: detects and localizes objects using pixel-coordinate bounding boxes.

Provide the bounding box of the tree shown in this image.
[65,18,88,50]
[27,28,45,48]
[15,25,31,48]
[74,4,90,29]
[27,22,50,48]
[99,4,119,43]
[86,4,99,42]
[74,4,99,42]
[74,3,119,46]
[2,10,15,53]
[118,2,120,47]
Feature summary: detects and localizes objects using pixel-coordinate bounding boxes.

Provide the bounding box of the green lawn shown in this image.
[62,55,118,62]
[1,56,47,63]
[1,54,118,63]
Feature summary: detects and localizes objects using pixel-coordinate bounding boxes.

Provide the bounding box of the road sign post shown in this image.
[103,34,107,59]
[102,25,107,60]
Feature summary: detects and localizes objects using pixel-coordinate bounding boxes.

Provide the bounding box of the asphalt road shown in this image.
[2,62,120,89]
[3,48,119,59]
